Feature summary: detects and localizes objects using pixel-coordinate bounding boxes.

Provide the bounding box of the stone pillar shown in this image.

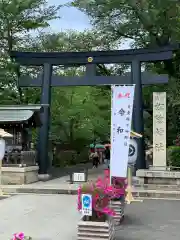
[153,92,166,170]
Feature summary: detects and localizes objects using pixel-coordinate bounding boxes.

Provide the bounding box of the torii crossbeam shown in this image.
[18,72,168,87]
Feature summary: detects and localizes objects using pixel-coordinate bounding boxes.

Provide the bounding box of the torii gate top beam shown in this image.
[10,44,179,65]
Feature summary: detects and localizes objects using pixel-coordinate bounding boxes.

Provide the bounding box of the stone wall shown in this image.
[2,166,39,185]
[136,169,180,185]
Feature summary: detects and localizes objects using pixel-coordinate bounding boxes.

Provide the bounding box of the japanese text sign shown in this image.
[81,194,92,216]
[110,85,135,178]
[153,92,166,168]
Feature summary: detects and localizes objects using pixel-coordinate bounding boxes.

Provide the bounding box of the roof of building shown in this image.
[0,105,43,127]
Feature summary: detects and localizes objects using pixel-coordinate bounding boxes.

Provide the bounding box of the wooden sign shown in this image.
[153,92,166,169]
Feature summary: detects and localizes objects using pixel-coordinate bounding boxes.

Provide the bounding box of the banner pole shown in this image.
[125,165,143,204]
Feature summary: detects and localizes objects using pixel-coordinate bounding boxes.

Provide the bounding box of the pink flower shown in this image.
[96,211,103,218]
[104,169,110,177]
[101,207,116,216]
[77,186,82,211]
[96,178,105,188]
[12,232,25,240]
[77,172,126,219]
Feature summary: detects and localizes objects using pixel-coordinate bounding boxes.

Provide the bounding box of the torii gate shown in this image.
[10,45,177,176]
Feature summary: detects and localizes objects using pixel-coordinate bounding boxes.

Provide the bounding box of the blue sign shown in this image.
[81,194,92,216]
[82,194,91,208]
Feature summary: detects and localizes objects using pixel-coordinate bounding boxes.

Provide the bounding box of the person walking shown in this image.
[104,145,110,168]
[89,149,99,168]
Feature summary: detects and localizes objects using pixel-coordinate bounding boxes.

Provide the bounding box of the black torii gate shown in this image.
[10,46,176,176]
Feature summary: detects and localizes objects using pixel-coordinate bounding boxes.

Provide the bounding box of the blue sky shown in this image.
[47,0,131,49]
[47,0,91,32]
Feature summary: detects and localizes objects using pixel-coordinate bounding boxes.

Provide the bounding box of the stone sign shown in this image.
[153,92,166,169]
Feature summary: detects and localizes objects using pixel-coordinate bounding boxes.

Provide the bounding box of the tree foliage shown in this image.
[71,0,180,46]
[1,0,180,167]
[26,31,112,148]
[71,0,180,145]
[0,0,61,102]
[0,2,112,154]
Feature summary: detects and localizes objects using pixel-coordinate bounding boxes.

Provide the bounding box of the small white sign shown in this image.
[73,172,85,182]
[81,194,92,216]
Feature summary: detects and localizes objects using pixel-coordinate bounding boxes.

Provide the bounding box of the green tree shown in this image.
[50,84,110,148]
[70,0,180,79]
[23,29,116,52]
[71,0,180,145]
[71,0,180,48]
[0,0,61,103]
[27,31,112,148]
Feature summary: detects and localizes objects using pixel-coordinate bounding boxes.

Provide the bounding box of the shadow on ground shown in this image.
[0,196,12,201]
[115,199,180,240]
[49,162,92,180]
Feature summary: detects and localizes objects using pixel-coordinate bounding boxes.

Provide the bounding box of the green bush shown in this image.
[76,148,89,163]
[167,146,180,169]
[53,150,78,167]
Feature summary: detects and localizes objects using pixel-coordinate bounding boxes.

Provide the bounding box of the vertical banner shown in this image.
[153,92,166,169]
[110,85,135,178]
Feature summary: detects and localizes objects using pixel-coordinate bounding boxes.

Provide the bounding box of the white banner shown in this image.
[110,85,135,178]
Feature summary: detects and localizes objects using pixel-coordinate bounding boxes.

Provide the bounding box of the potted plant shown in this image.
[104,169,126,225]
[77,179,116,240]
[12,232,32,240]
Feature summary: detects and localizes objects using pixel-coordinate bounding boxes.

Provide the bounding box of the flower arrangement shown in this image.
[104,169,127,201]
[78,181,114,222]
[77,171,125,222]
[12,232,32,240]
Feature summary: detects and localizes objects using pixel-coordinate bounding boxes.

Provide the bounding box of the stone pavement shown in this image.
[40,165,104,185]
[2,165,106,195]
[0,194,80,240]
[0,195,180,240]
[116,199,180,240]
[2,165,180,198]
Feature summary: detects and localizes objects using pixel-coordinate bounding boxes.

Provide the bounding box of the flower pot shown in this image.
[77,216,115,240]
[110,198,125,225]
